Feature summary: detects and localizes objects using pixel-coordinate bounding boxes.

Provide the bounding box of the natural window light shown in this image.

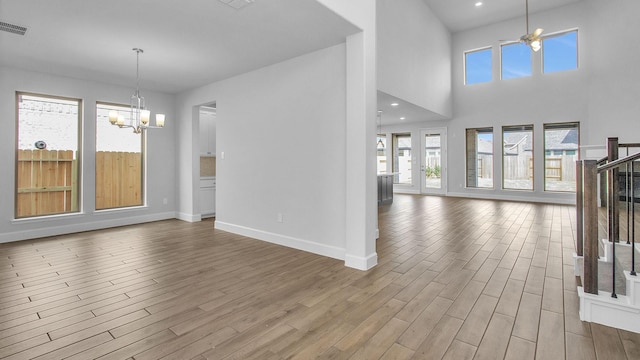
[501,42,532,79]
[377,134,387,174]
[392,133,412,185]
[465,47,492,85]
[96,103,144,210]
[16,93,81,218]
[503,125,534,190]
[466,128,494,188]
[543,30,578,73]
[544,122,579,192]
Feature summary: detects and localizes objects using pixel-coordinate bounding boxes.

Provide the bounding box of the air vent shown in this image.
[0,21,27,35]
[217,0,255,10]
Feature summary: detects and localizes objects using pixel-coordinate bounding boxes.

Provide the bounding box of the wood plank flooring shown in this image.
[1,194,639,359]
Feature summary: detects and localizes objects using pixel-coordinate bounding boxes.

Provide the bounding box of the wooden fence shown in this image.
[16,150,142,217]
[16,149,78,217]
[96,151,142,210]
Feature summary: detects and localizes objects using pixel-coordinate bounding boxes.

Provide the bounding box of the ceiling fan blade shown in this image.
[532,28,544,38]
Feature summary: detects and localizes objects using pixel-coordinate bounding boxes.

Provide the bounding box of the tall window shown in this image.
[543,30,578,73]
[16,93,81,218]
[544,122,579,192]
[466,128,493,188]
[465,47,492,85]
[503,125,534,190]
[377,134,387,174]
[501,42,532,79]
[96,103,144,210]
[392,133,412,185]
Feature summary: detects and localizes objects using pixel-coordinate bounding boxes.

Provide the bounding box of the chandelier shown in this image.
[108,48,165,133]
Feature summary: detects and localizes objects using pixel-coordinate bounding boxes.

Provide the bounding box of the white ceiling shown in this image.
[0,0,359,94]
[422,0,583,33]
[377,91,446,126]
[1,0,584,125]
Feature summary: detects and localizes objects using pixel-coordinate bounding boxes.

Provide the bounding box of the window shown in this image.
[543,30,578,73]
[16,93,81,218]
[377,134,387,174]
[466,128,493,188]
[392,134,412,185]
[544,122,579,192]
[96,103,144,209]
[501,42,532,79]
[465,47,492,85]
[503,125,534,190]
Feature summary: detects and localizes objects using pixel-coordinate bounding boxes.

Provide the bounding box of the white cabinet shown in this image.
[199,178,216,216]
[199,111,216,156]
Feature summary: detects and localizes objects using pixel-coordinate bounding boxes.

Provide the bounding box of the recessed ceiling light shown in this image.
[391,103,399,107]
[400,117,406,120]
[475,2,483,7]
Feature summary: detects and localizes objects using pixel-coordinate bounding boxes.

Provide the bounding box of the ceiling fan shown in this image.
[519,0,543,51]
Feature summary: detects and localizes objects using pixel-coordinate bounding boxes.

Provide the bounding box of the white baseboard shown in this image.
[0,211,177,244]
[345,252,378,271]
[578,286,640,333]
[176,212,201,223]
[447,191,576,205]
[393,188,420,195]
[214,221,346,261]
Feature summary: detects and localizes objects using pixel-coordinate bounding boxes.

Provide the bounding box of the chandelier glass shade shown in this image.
[108,48,165,133]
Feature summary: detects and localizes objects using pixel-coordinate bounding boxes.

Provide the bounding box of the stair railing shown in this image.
[577,139,640,296]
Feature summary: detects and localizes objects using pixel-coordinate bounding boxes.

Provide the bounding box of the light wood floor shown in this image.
[1,195,639,359]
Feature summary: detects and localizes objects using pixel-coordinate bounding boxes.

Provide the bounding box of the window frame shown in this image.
[392,133,412,185]
[543,122,580,192]
[95,101,146,210]
[500,41,532,80]
[464,46,493,85]
[466,127,494,189]
[542,29,579,74]
[502,124,534,191]
[15,91,83,219]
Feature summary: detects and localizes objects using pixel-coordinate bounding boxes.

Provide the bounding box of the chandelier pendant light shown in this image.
[377,110,385,148]
[108,48,165,133]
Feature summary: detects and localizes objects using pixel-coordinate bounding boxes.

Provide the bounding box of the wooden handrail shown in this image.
[619,143,640,148]
[598,152,640,173]
[596,156,608,165]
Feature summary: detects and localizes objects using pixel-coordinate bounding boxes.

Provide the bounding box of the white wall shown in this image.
[0,67,177,243]
[585,0,640,144]
[377,0,452,119]
[447,2,590,204]
[176,44,351,261]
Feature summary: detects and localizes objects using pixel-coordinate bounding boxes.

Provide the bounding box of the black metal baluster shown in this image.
[627,161,631,244]
[611,167,618,298]
[632,160,636,276]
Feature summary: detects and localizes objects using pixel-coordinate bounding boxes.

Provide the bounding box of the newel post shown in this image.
[576,160,583,256]
[583,159,599,294]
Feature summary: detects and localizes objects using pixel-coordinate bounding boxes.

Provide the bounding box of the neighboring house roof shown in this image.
[477,138,493,154]
[545,129,579,151]
[501,128,578,155]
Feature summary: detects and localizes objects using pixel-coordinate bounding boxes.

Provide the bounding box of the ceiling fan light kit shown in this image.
[521,0,543,52]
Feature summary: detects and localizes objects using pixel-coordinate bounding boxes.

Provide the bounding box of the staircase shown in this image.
[575,137,640,333]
